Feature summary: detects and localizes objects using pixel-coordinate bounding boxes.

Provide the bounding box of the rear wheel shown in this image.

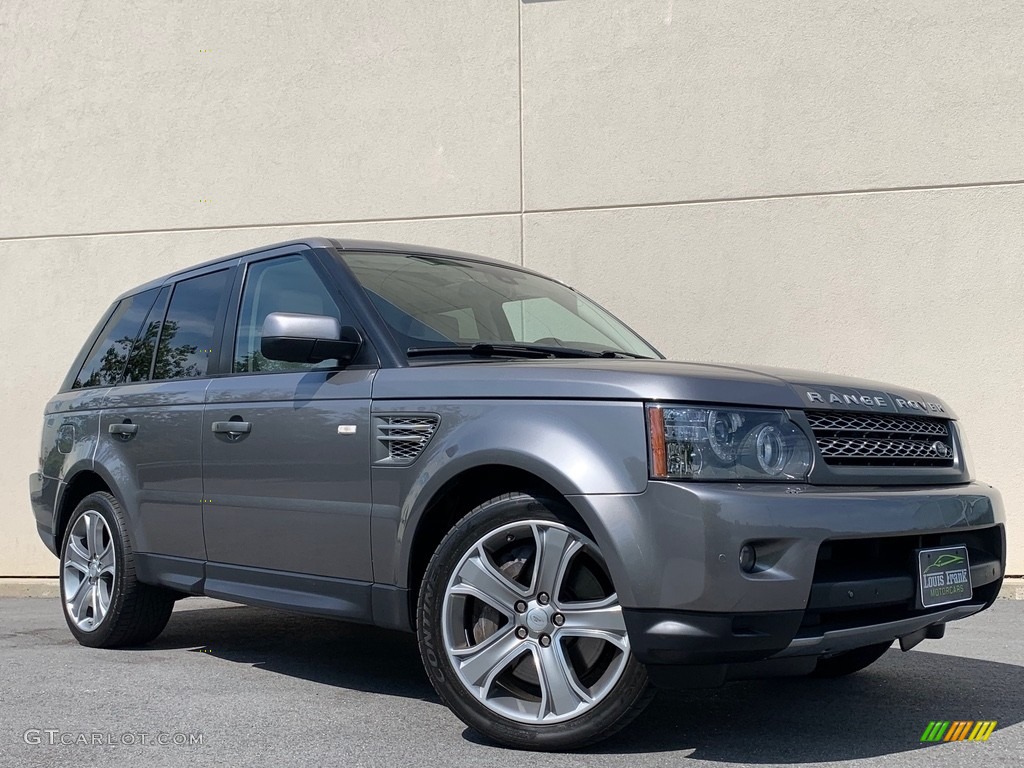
[810,642,892,678]
[417,492,652,750]
[59,492,175,648]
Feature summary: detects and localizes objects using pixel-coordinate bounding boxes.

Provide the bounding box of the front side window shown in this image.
[343,252,659,358]
[72,288,160,389]
[233,255,342,374]
[152,270,228,381]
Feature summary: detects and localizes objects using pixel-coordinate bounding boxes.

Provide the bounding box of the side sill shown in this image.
[203,562,373,623]
[136,555,402,628]
[134,553,205,595]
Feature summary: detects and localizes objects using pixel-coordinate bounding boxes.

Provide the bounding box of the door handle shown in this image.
[108,423,138,437]
[211,421,252,435]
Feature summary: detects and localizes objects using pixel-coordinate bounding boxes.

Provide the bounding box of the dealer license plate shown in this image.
[917,545,972,608]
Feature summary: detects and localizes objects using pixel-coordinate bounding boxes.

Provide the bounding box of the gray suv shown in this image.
[30,238,1005,750]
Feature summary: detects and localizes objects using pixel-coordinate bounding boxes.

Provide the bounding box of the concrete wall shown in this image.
[2,0,1022,575]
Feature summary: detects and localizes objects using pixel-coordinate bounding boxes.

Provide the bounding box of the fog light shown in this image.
[739,544,756,573]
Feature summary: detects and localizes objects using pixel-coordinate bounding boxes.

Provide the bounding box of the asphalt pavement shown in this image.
[1,596,1021,767]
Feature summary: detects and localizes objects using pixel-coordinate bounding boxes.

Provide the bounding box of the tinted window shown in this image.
[121,286,170,384]
[233,255,341,374]
[73,289,160,389]
[152,270,228,381]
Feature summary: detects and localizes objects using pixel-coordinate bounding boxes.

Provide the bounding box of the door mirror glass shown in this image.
[260,312,362,365]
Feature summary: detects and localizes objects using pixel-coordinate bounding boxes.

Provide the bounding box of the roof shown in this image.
[114,237,536,302]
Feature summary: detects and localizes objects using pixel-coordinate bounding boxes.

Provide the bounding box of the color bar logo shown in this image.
[920,721,997,742]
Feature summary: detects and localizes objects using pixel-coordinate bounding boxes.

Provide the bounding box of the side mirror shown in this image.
[260,312,362,365]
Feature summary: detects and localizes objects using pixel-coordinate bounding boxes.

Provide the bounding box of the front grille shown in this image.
[376,415,439,465]
[805,410,954,467]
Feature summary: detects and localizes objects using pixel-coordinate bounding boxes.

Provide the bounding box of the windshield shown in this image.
[342,252,660,359]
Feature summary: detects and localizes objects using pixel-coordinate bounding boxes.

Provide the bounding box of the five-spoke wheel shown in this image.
[62,510,116,631]
[443,520,630,723]
[59,492,175,648]
[418,493,651,750]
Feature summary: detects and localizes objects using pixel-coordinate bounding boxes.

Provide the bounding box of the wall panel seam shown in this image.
[517,0,526,266]
[4,178,1024,243]
[521,179,1024,217]
[0,211,523,243]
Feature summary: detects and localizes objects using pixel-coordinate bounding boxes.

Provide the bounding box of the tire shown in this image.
[809,642,892,678]
[417,492,653,751]
[59,491,175,648]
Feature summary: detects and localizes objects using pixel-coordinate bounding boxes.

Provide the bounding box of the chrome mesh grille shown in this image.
[805,410,954,467]
[376,415,439,465]
[805,411,948,436]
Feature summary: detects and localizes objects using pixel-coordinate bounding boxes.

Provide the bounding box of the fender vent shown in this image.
[376,415,440,465]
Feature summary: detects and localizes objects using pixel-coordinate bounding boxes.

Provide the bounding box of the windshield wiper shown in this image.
[407,343,648,360]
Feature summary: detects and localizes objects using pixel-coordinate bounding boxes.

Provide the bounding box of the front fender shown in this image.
[370,399,649,586]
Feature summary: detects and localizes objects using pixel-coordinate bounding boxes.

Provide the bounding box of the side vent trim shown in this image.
[375,415,440,465]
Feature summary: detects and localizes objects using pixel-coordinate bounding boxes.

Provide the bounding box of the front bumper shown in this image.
[569,480,1005,679]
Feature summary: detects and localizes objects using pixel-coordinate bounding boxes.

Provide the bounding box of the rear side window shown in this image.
[122,286,170,384]
[152,270,228,381]
[72,289,160,389]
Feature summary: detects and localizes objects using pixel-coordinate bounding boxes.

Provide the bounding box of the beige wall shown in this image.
[2,0,1022,575]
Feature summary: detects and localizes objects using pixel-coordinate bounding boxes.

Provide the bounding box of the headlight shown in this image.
[647,405,812,481]
[952,422,974,480]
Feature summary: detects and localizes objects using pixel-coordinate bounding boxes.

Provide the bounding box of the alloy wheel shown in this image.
[62,510,116,631]
[441,520,629,724]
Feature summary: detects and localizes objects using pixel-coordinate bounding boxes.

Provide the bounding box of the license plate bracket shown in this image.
[917,545,972,608]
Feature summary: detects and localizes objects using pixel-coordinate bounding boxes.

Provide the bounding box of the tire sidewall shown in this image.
[59,493,130,647]
[417,492,649,750]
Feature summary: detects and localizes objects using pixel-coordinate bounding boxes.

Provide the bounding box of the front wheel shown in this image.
[417,492,652,750]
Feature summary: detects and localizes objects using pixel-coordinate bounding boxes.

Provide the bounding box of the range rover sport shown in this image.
[29,238,1006,750]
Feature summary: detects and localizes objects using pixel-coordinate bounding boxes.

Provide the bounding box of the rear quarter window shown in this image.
[72,289,160,389]
[122,286,171,384]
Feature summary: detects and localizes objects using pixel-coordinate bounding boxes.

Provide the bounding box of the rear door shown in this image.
[201,249,376,617]
[96,266,232,590]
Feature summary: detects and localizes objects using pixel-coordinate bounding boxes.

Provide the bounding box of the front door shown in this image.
[201,252,375,615]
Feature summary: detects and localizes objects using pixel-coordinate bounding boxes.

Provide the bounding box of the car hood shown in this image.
[371,358,956,419]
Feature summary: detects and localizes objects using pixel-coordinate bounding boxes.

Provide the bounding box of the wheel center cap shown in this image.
[526,607,548,632]
[88,563,99,578]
